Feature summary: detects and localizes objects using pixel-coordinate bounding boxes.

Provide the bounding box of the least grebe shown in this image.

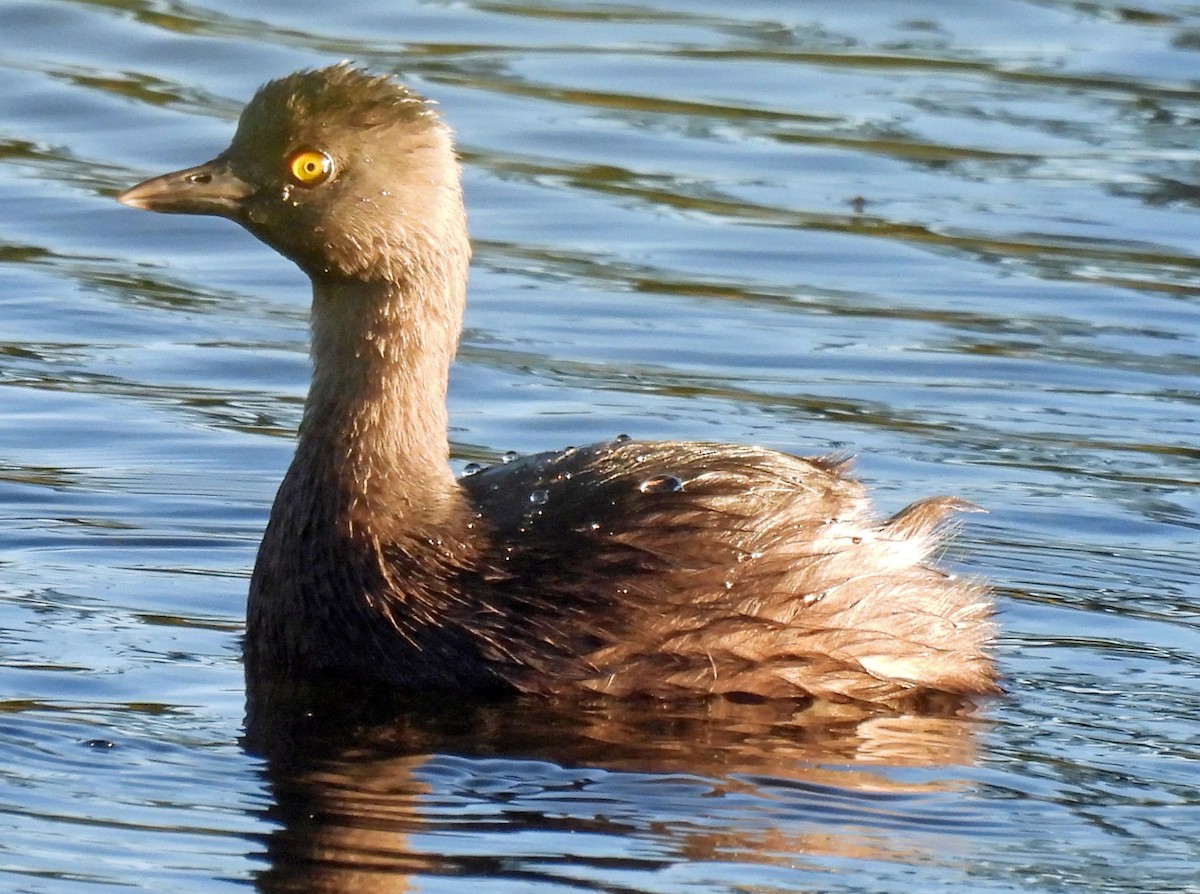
[119,65,995,707]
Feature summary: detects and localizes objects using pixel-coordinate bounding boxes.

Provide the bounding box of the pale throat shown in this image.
[300,274,462,513]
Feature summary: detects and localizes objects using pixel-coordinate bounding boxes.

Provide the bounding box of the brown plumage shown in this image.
[118,65,996,708]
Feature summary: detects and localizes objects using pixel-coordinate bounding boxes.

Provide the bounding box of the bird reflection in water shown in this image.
[246,682,989,893]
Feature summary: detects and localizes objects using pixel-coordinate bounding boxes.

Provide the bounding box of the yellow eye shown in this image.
[288,150,333,186]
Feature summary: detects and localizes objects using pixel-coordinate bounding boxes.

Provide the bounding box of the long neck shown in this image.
[297,263,466,529]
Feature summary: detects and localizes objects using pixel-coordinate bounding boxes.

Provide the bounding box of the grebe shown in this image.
[119,65,995,708]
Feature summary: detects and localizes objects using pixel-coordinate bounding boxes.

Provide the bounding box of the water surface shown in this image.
[1,1,1198,892]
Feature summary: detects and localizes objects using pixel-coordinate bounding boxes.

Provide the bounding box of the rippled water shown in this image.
[1,1,1198,891]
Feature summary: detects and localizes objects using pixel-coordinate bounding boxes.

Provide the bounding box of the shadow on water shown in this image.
[244,678,992,892]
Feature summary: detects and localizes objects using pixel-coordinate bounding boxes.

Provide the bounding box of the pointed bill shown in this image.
[118,157,252,218]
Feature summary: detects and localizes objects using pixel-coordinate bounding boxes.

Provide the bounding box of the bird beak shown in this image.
[117,156,252,218]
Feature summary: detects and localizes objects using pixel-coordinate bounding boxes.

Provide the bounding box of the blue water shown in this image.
[1,1,1198,891]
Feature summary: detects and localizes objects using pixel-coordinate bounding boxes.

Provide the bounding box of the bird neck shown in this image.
[298,268,466,527]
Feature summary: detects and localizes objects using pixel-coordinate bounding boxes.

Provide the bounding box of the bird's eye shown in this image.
[287,149,333,187]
